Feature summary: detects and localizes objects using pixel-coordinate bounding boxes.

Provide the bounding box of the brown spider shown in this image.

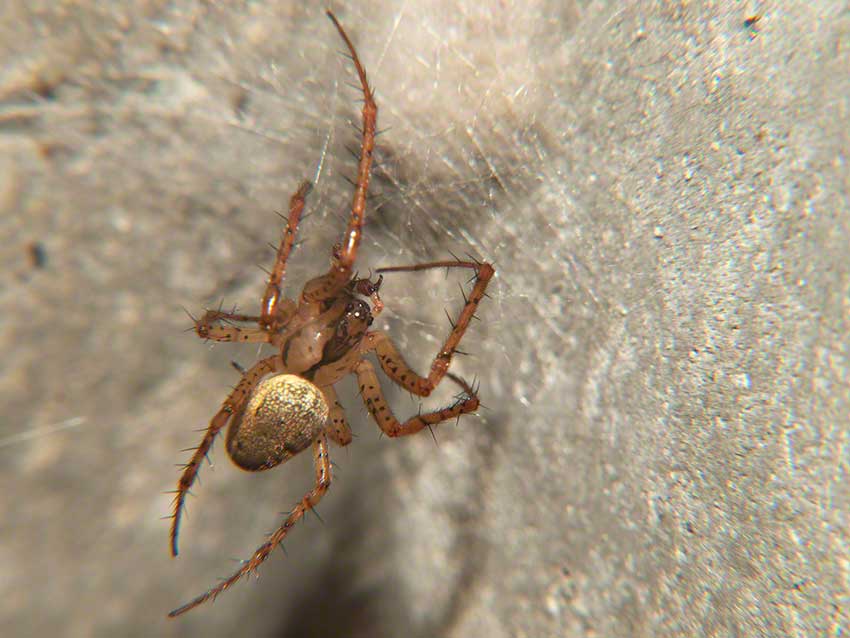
[167,11,494,618]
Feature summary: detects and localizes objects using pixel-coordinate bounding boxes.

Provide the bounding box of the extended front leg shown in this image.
[190,180,308,341]
[168,433,332,617]
[169,355,281,556]
[260,180,311,331]
[327,12,376,274]
[301,12,377,304]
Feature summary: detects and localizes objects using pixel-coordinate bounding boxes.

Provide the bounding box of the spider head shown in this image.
[320,299,373,364]
[343,299,374,331]
[335,298,373,346]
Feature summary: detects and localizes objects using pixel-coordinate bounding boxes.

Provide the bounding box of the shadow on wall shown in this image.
[274,413,509,638]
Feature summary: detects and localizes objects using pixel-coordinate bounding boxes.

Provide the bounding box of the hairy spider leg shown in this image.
[371,260,494,394]
[301,11,377,303]
[170,355,283,556]
[260,180,311,331]
[194,308,267,343]
[355,361,479,436]
[189,180,309,342]
[321,385,353,446]
[169,433,332,617]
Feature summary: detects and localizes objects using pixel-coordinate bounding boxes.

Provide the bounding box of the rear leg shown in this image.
[170,355,281,556]
[168,433,332,617]
[322,385,352,446]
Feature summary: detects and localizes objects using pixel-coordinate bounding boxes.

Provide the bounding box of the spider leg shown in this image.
[168,433,332,617]
[354,360,479,436]
[366,260,494,395]
[360,331,433,395]
[192,180,307,342]
[194,309,268,343]
[302,12,377,303]
[321,385,353,446]
[327,11,375,273]
[170,355,281,557]
[260,180,311,331]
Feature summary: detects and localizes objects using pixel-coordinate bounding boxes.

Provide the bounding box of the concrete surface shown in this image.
[1,1,847,636]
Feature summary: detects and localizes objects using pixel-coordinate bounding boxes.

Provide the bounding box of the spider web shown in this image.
[154,4,541,409]
[8,2,849,637]
[0,2,600,635]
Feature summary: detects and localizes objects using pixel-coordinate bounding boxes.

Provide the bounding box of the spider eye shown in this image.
[367,316,373,326]
[345,302,354,312]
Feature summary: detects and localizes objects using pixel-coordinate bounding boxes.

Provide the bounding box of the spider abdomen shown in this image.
[225,374,329,471]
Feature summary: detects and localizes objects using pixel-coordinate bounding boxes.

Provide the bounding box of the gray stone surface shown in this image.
[1,2,847,636]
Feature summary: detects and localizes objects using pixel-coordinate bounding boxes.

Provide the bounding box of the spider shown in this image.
[167,11,494,617]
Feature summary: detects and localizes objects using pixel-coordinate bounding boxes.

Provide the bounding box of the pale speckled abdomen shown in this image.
[226,374,329,471]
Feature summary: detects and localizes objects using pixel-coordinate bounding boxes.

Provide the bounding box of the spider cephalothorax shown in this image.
[168,11,494,617]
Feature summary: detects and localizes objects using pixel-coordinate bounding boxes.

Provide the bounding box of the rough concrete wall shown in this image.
[1,1,847,637]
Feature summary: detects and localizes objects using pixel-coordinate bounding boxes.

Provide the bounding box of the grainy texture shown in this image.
[226,374,329,471]
[1,1,847,637]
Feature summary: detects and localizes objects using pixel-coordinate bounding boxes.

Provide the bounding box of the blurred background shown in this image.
[1,2,848,636]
